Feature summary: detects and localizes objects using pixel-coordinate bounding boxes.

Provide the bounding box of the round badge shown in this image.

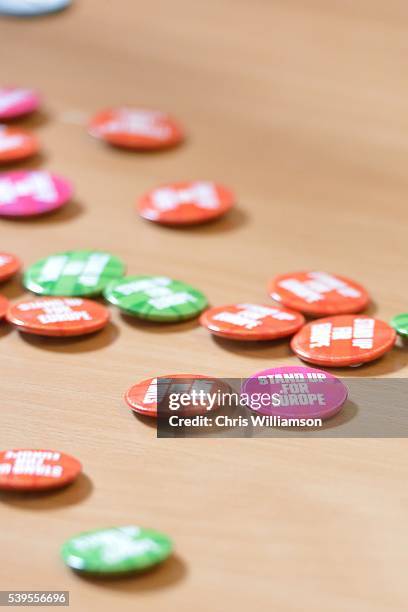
[7,297,110,337]
[61,525,172,575]
[269,271,370,316]
[88,107,184,150]
[0,449,82,491]
[0,252,20,282]
[0,0,71,17]
[125,374,228,418]
[242,366,348,420]
[0,87,40,120]
[0,294,8,319]
[390,314,408,338]
[138,181,235,225]
[24,250,126,297]
[291,315,396,367]
[0,125,39,163]
[0,171,73,218]
[104,275,208,321]
[200,303,305,341]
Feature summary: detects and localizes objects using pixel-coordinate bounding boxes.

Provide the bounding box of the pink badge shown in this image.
[0,88,40,120]
[242,365,348,420]
[0,171,73,217]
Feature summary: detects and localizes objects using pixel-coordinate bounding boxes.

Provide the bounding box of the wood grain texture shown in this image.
[1,1,408,610]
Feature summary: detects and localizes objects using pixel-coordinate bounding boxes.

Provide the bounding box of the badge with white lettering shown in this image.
[269,271,369,316]
[125,374,226,417]
[0,87,40,120]
[89,107,184,150]
[7,297,110,336]
[0,125,39,163]
[200,303,304,340]
[61,526,173,574]
[24,250,126,296]
[0,294,8,319]
[104,275,208,321]
[138,181,235,225]
[291,315,396,366]
[0,171,73,217]
[242,365,348,420]
[0,449,82,491]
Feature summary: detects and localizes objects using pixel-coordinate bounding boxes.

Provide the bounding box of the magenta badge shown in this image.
[0,171,73,218]
[242,365,348,420]
[0,88,40,120]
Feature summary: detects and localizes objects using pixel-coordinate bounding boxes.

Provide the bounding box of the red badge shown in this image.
[0,126,39,163]
[200,303,304,341]
[0,252,21,282]
[138,181,235,225]
[89,107,184,150]
[0,449,82,491]
[291,315,396,366]
[0,295,8,320]
[269,271,369,316]
[7,297,110,337]
[125,374,228,418]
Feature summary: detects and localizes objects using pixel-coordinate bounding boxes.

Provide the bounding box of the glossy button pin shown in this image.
[24,250,126,297]
[0,125,39,163]
[138,181,235,226]
[291,315,396,367]
[0,0,71,16]
[200,303,304,341]
[0,295,9,319]
[390,314,408,338]
[88,107,184,150]
[242,365,348,420]
[0,87,40,120]
[0,449,82,491]
[61,526,173,575]
[0,252,20,282]
[7,297,110,337]
[125,374,226,418]
[269,271,370,316]
[0,171,73,217]
[104,275,208,321]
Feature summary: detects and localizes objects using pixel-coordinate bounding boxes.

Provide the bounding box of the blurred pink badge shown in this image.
[242,365,348,420]
[0,171,73,217]
[0,88,40,120]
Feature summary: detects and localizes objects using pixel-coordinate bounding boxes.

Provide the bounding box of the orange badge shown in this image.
[7,297,110,337]
[0,125,39,163]
[138,181,235,225]
[0,295,8,320]
[291,315,396,366]
[89,107,184,150]
[0,449,82,491]
[0,252,20,282]
[269,271,369,316]
[200,303,304,341]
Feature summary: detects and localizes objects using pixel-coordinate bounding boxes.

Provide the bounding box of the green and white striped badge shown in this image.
[61,526,173,574]
[24,250,126,297]
[390,313,408,338]
[104,275,208,321]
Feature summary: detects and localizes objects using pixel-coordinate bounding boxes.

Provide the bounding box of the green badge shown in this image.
[390,313,408,338]
[104,275,208,321]
[23,250,126,297]
[61,526,173,574]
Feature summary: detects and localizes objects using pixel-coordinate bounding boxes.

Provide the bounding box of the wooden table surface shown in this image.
[1,1,408,610]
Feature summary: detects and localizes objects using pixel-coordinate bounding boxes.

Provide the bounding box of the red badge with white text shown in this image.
[0,449,82,491]
[89,107,184,150]
[125,374,228,418]
[200,303,304,341]
[269,271,369,316]
[0,295,8,319]
[0,126,39,163]
[291,315,396,367]
[138,181,235,225]
[0,252,20,282]
[0,87,40,120]
[7,297,110,337]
